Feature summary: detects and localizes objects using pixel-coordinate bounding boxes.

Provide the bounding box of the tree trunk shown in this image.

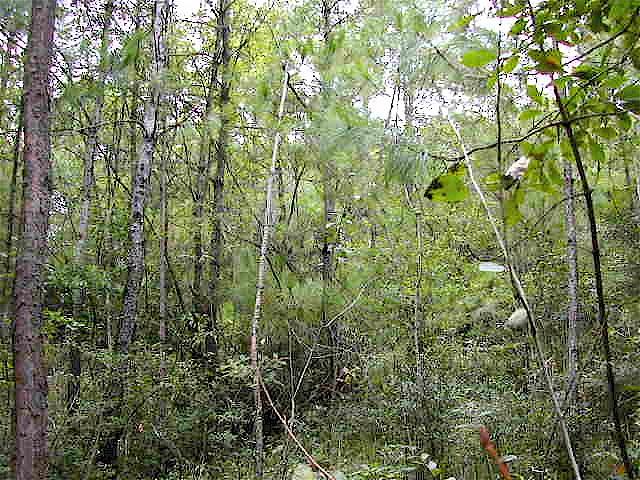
[552,84,635,479]
[251,67,289,480]
[12,1,56,478]
[402,84,424,393]
[564,160,579,405]
[159,117,169,416]
[192,0,227,321]
[68,0,115,413]
[119,0,169,352]
[101,1,170,471]
[1,102,23,341]
[206,0,231,358]
[321,0,339,391]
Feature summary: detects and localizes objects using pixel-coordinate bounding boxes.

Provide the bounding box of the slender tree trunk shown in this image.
[102,1,170,471]
[251,67,289,480]
[68,0,115,413]
[402,84,424,392]
[192,0,225,321]
[120,0,169,352]
[12,1,56,478]
[159,119,169,416]
[1,102,23,341]
[321,0,339,389]
[449,115,583,480]
[564,160,579,404]
[207,0,231,357]
[552,84,635,479]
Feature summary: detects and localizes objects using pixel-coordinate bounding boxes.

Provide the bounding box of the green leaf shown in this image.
[528,49,563,73]
[483,172,504,191]
[589,138,606,165]
[618,84,640,102]
[572,65,601,81]
[502,55,520,73]
[504,188,525,225]
[424,169,469,203]
[499,3,526,16]
[617,113,632,131]
[526,84,545,105]
[449,14,476,32]
[519,108,543,122]
[292,464,315,480]
[487,73,497,89]
[119,29,148,68]
[509,18,527,35]
[610,0,632,20]
[593,126,618,140]
[546,158,564,187]
[462,48,497,68]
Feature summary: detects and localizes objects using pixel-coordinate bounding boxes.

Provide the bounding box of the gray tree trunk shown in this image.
[251,67,289,480]
[12,1,56,478]
[119,0,169,352]
[68,0,114,413]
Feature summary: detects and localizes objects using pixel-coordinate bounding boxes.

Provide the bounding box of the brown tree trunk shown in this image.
[12,1,56,478]
[68,0,115,413]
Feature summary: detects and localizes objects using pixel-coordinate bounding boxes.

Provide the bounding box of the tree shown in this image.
[68,0,115,413]
[119,0,170,352]
[251,65,289,480]
[12,0,56,478]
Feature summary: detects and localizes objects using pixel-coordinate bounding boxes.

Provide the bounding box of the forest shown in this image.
[1,0,639,478]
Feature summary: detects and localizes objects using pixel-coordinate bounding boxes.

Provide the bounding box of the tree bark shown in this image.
[101,1,170,471]
[563,160,579,405]
[119,0,169,352]
[206,0,232,357]
[68,0,115,413]
[1,102,22,341]
[12,1,56,478]
[251,66,289,480]
[552,83,634,479]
